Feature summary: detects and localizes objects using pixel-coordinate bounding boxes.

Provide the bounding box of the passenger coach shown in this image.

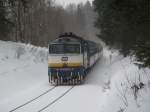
[48,33,103,85]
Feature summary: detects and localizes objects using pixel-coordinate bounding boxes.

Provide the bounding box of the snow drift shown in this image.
[0,40,150,112]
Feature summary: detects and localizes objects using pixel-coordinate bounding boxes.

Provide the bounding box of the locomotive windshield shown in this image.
[49,44,80,54]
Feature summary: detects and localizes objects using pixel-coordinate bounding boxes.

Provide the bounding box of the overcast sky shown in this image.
[55,0,93,7]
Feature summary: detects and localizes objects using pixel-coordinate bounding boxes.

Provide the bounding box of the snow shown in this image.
[0,40,150,112]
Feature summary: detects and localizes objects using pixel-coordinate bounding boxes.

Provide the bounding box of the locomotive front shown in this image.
[48,34,86,85]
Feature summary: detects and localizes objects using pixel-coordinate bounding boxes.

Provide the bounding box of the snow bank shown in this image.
[97,48,150,112]
[0,40,150,112]
[0,41,48,62]
[0,41,48,109]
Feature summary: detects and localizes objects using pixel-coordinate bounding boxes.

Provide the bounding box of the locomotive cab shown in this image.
[48,34,86,85]
[48,33,102,85]
[49,43,83,68]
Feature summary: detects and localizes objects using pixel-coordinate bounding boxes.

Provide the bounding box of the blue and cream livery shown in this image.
[48,33,103,85]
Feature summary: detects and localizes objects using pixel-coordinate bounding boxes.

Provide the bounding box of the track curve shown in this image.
[37,86,74,112]
[9,86,74,112]
[9,86,56,112]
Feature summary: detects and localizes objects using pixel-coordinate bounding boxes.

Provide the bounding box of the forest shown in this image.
[0,0,150,68]
[93,0,150,68]
[0,0,97,46]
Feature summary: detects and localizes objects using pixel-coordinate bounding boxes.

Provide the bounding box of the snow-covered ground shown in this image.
[0,40,150,112]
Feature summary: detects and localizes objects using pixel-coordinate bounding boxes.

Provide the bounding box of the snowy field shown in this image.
[0,40,150,112]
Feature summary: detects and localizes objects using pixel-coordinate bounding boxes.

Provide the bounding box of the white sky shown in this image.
[55,0,93,7]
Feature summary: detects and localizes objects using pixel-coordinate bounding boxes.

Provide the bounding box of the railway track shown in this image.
[37,86,74,112]
[9,86,56,112]
[9,86,74,112]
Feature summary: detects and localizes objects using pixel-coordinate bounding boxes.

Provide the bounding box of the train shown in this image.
[48,32,103,85]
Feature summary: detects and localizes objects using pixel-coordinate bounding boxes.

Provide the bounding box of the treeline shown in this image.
[93,0,150,67]
[0,0,97,46]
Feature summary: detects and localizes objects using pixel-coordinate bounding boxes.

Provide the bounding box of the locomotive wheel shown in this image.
[75,79,78,85]
[59,78,61,85]
[58,78,60,85]
[66,80,68,85]
[54,79,56,85]
[72,79,75,85]
[51,76,54,84]
[79,75,83,84]
[68,80,70,85]
[55,79,58,86]
[60,78,62,85]
[49,76,50,83]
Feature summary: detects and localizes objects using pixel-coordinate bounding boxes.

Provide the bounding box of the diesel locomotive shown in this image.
[48,33,103,85]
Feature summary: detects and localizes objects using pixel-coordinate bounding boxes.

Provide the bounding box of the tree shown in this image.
[93,0,150,67]
[0,0,13,40]
[0,0,98,49]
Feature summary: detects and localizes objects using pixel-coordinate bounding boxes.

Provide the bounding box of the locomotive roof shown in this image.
[49,33,102,47]
[50,33,86,44]
[59,33,85,41]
